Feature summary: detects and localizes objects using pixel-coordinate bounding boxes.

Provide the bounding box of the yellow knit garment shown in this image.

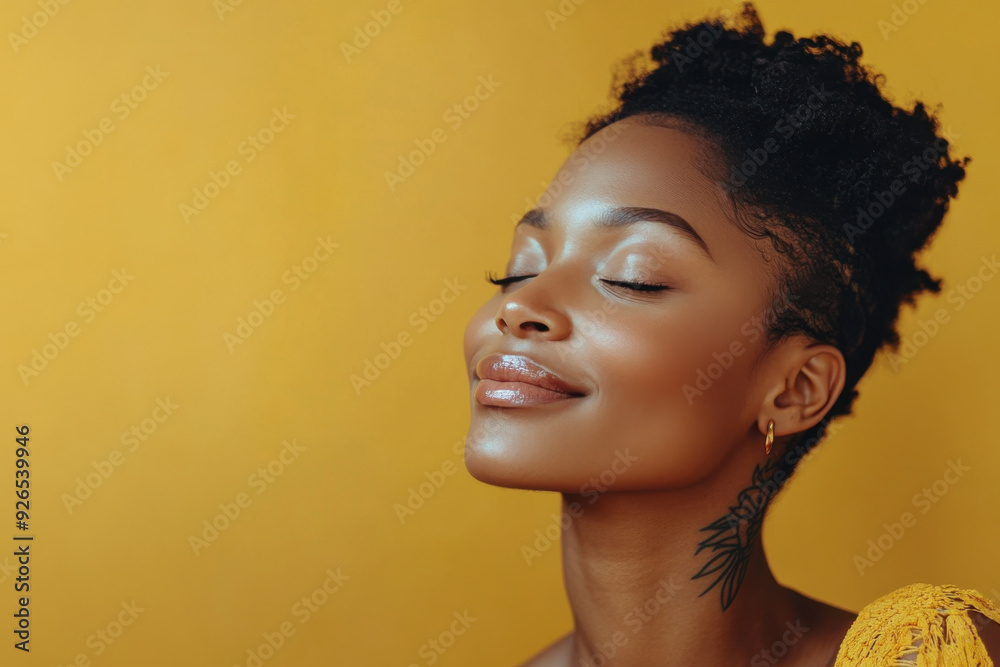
[834,582,1000,666]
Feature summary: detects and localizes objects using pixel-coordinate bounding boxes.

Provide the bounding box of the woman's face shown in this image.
[462,116,790,492]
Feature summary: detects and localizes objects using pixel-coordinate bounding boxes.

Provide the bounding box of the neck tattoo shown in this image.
[690,456,784,611]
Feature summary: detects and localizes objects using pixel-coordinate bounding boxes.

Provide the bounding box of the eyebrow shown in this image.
[516,206,715,262]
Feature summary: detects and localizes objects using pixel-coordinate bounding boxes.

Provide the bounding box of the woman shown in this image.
[462,3,1000,665]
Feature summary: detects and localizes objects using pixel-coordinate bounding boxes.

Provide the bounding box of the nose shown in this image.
[494,278,572,340]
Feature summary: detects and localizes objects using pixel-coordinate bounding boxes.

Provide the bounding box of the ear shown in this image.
[760,338,846,438]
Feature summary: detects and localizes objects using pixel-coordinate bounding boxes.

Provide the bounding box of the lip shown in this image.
[474,353,587,407]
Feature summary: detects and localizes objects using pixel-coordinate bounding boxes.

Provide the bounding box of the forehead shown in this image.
[556,117,726,219]
[535,118,754,262]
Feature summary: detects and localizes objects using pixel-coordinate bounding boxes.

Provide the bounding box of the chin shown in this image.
[462,441,529,488]
[461,438,563,491]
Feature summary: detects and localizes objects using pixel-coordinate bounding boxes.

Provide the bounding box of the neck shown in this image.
[559,462,806,666]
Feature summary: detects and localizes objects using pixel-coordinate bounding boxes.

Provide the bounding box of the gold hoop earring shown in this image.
[764,420,774,456]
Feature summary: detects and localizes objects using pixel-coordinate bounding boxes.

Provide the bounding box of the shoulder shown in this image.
[834,582,1000,666]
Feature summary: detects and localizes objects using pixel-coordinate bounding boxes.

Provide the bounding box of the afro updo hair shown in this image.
[568,1,970,486]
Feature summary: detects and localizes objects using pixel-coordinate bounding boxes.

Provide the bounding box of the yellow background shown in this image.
[1,0,997,664]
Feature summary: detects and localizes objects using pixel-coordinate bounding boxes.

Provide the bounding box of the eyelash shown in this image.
[485,270,671,293]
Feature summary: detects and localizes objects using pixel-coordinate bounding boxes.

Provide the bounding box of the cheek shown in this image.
[581,317,754,486]
[459,298,760,491]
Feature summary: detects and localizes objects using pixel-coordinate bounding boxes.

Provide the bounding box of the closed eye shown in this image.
[600,279,671,293]
[485,271,534,289]
[485,271,670,293]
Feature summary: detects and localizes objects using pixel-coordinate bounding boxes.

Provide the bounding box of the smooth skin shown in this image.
[463,115,863,666]
[463,115,1000,665]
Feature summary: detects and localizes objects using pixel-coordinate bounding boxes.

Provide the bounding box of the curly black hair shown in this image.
[566,2,970,487]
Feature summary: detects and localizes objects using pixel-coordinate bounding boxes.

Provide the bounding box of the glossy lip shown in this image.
[473,353,587,407]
